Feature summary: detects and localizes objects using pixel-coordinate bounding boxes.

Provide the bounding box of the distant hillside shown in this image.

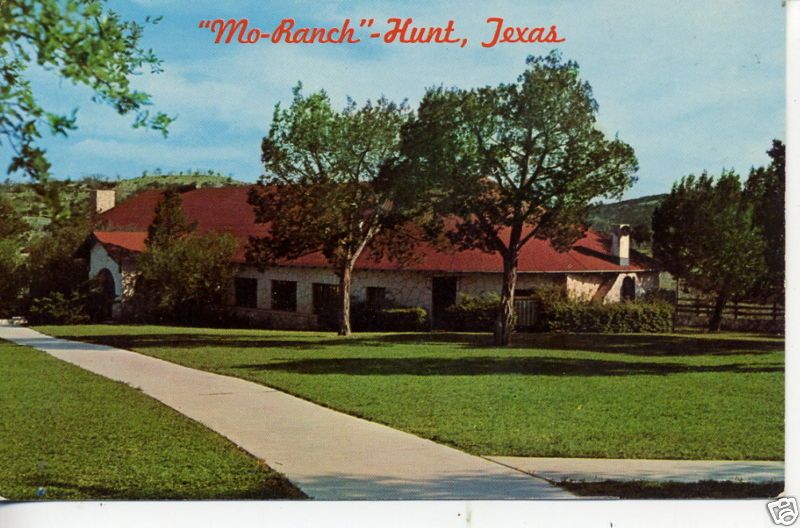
[112,172,245,200]
[0,171,246,234]
[587,194,668,234]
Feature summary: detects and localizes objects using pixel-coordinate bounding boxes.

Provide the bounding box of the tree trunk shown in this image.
[708,292,728,332]
[494,254,519,346]
[337,262,354,336]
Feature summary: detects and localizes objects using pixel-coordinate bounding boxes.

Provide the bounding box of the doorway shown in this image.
[96,268,116,321]
[431,277,458,327]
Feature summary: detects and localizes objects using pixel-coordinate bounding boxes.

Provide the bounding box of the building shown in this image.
[82,187,660,328]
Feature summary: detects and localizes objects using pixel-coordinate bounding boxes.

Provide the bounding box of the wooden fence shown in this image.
[513,298,538,330]
[674,288,783,332]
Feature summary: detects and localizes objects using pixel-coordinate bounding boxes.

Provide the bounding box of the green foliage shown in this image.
[0,341,304,499]
[133,189,235,321]
[401,51,638,344]
[539,298,674,333]
[652,171,766,330]
[133,231,237,321]
[248,85,418,335]
[440,294,500,331]
[351,303,429,332]
[1,0,173,180]
[0,193,27,238]
[587,194,667,234]
[27,291,91,324]
[23,211,92,306]
[0,238,24,316]
[745,140,785,299]
[0,194,27,314]
[146,187,196,247]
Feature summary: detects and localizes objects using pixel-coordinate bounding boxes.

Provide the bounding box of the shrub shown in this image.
[539,298,674,333]
[27,292,91,325]
[351,302,428,332]
[132,231,237,323]
[440,294,500,331]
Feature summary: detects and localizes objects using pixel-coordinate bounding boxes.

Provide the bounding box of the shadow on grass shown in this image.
[560,479,784,499]
[229,356,784,377]
[24,477,306,500]
[67,331,783,358]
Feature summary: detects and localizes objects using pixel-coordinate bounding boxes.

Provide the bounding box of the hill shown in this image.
[587,194,667,234]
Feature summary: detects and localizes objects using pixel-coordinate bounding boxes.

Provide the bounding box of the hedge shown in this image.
[440,294,500,331]
[351,303,429,332]
[539,298,674,333]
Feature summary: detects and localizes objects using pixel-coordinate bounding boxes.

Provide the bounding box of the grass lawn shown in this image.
[38,325,785,461]
[0,340,305,500]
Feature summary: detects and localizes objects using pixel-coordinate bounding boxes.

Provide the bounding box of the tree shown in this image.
[401,52,638,345]
[630,223,652,248]
[1,0,173,180]
[146,187,196,247]
[745,140,784,300]
[135,190,235,320]
[0,194,27,315]
[652,171,766,331]
[247,86,417,336]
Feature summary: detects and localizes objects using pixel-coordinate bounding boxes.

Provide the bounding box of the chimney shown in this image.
[92,189,116,214]
[611,224,631,266]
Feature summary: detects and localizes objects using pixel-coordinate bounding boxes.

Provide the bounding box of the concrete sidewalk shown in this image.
[0,325,570,500]
[489,456,784,484]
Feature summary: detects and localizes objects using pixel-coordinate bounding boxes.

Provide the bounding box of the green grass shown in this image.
[559,479,784,499]
[0,339,305,500]
[38,325,785,461]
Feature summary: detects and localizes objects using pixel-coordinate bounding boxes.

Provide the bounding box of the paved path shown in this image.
[0,325,570,500]
[489,456,784,483]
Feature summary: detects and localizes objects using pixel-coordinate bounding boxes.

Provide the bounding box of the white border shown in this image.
[0,2,795,527]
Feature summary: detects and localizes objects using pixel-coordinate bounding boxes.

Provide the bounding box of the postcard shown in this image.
[0,1,794,526]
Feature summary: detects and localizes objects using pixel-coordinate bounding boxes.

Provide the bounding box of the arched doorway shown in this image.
[96,268,117,320]
[621,276,636,301]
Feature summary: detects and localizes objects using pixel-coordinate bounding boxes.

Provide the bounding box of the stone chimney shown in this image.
[91,189,116,214]
[611,224,631,266]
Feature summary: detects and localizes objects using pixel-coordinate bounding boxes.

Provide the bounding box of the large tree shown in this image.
[401,52,638,345]
[135,190,235,321]
[652,171,766,331]
[745,140,784,300]
[1,0,172,180]
[248,86,417,336]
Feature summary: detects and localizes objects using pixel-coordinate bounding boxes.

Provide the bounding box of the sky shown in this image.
[4,0,786,199]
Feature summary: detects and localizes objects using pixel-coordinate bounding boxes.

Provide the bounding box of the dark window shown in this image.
[621,276,636,301]
[366,287,387,307]
[271,280,297,311]
[312,283,339,315]
[234,277,258,308]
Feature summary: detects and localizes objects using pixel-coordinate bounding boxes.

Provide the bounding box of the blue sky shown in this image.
[6,0,785,198]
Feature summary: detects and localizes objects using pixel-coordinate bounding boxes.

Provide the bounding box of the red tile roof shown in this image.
[93,186,658,273]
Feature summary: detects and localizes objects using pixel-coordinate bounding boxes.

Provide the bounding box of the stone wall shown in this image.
[566,271,660,303]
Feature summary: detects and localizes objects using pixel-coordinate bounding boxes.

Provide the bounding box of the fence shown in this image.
[674,286,784,333]
[513,298,538,330]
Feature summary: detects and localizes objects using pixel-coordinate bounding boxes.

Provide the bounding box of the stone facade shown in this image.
[566,271,660,303]
[89,246,660,329]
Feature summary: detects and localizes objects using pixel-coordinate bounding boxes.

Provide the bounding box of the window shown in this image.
[271,280,297,311]
[312,283,339,315]
[234,277,258,308]
[366,287,387,307]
